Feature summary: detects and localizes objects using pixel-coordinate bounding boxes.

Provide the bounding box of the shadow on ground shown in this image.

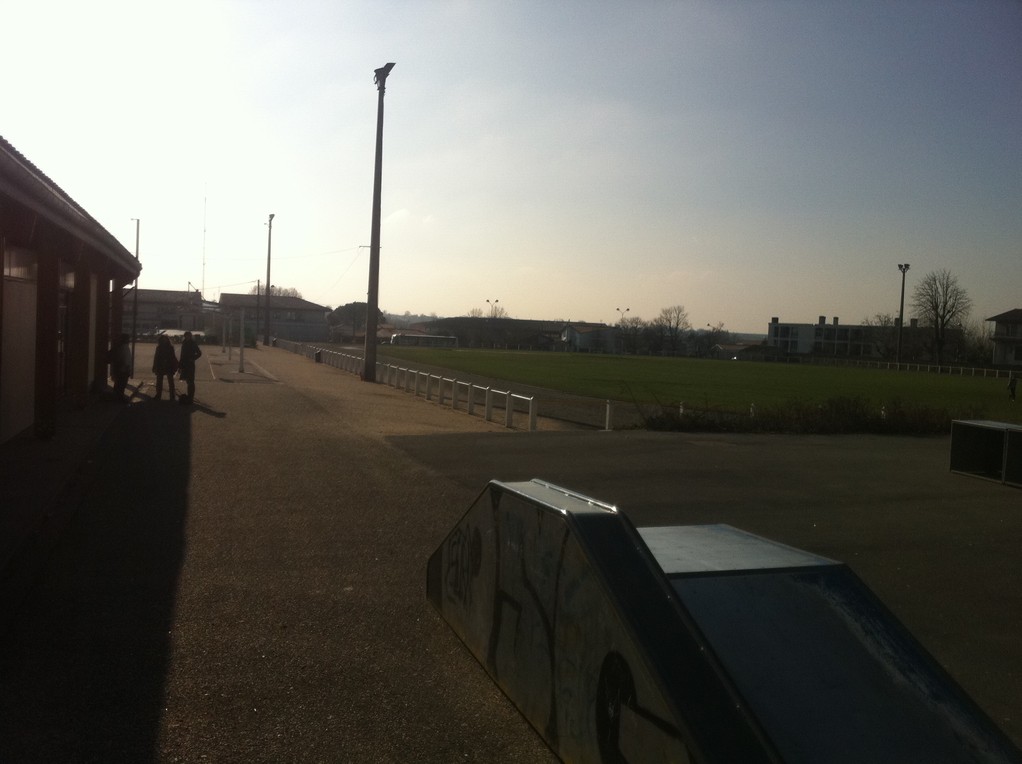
[0,397,193,761]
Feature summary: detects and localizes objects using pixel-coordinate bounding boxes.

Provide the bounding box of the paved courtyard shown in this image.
[1,343,1018,761]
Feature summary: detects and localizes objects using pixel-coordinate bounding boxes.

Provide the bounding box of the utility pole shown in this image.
[130,218,140,376]
[264,214,274,346]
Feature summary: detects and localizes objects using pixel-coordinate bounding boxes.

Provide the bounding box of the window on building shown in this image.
[2,246,37,280]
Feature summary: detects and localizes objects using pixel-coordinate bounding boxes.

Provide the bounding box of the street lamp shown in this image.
[363,62,395,382]
[487,298,500,318]
[616,307,630,324]
[264,214,275,346]
[896,263,910,365]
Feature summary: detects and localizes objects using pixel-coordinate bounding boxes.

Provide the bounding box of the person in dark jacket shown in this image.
[178,331,203,404]
[152,334,178,401]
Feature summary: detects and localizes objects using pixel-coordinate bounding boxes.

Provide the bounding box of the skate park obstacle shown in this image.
[427,479,1022,763]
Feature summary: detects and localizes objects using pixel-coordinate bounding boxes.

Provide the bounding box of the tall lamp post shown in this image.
[616,307,629,354]
[363,62,395,382]
[896,263,910,365]
[264,214,275,346]
[486,298,499,317]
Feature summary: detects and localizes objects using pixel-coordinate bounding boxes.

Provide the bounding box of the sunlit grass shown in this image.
[377,347,1021,426]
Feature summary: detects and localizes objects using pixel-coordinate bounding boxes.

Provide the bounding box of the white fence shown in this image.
[274,340,538,431]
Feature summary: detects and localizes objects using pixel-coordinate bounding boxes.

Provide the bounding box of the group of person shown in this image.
[108,332,202,404]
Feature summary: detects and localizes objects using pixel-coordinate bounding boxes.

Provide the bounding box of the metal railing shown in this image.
[273,340,538,431]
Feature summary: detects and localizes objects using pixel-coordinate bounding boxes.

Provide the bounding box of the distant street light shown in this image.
[616,307,630,324]
[264,214,275,346]
[363,62,396,382]
[487,298,500,318]
[896,263,910,365]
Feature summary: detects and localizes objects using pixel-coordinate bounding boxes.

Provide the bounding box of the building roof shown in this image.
[126,288,203,306]
[0,135,139,279]
[986,309,1022,323]
[219,293,329,312]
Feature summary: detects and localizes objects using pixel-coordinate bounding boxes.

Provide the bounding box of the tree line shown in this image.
[862,268,986,365]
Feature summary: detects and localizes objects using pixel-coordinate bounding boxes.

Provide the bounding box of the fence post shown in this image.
[529,397,537,431]
[605,400,613,431]
[485,387,493,422]
[467,385,475,416]
[505,391,513,428]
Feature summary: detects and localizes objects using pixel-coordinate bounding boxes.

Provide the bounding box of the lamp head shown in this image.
[269,213,275,222]
[374,62,396,87]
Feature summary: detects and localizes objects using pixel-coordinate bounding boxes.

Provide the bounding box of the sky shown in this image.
[4,1,1020,333]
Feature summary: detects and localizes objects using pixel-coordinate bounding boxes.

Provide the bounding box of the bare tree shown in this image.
[619,315,646,354]
[911,269,972,364]
[653,305,691,353]
[248,285,303,298]
[860,312,898,360]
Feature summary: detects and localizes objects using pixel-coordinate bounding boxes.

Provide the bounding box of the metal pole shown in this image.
[896,263,910,365]
[130,218,140,376]
[255,279,260,348]
[264,214,274,346]
[239,307,245,373]
[363,62,395,382]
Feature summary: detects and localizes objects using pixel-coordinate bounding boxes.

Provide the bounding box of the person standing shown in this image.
[178,331,203,405]
[152,334,178,401]
[1009,374,1017,403]
[108,333,132,403]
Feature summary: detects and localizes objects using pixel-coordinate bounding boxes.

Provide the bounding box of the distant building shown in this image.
[767,316,874,358]
[1,135,140,442]
[560,323,617,352]
[218,293,329,343]
[986,309,1022,367]
[122,288,206,337]
[428,316,570,350]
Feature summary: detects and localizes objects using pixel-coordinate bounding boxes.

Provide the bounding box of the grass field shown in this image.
[378,347,1022,428]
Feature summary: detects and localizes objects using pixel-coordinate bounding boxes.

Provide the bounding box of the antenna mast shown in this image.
[202,188,207,297]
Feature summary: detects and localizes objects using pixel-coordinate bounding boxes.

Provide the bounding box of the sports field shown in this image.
[379,347,1021,425]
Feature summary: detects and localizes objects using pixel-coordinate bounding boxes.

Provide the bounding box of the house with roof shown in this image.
[218,293,329,343]
[1,135,140,443]
[987,309,1022,367]
[560,322,618,352]
[122,288,206,337]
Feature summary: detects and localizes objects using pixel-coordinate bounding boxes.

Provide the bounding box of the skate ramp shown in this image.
[427,479,1021,763]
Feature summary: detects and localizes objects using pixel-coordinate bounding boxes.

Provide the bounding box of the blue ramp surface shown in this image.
[427,479,1021,764]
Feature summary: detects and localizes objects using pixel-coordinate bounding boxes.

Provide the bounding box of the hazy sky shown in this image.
[5,1,1020,332]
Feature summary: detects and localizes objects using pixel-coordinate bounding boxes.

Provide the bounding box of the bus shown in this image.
[390,333,458,348]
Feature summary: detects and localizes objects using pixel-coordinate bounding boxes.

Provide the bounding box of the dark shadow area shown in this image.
[0,397,191,762]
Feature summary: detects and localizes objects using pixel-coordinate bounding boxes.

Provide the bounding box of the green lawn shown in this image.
[378,347,1021,424]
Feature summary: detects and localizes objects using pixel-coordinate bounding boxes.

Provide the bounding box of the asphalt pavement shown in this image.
[0,342,1019,762]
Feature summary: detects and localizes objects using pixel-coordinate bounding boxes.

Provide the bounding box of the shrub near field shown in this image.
[378,348,1021,433]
